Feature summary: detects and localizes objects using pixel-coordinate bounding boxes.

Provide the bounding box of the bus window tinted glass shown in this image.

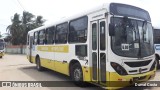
[92,23,97,50]
[55,23,68,44]
[46,26,55,44]
[110,3,151,21]
[69,16,88,43]
[100,21,106,50]
[39,30,45,45]
[34,32,39,45]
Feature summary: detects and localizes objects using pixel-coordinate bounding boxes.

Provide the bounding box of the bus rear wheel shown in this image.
[71,63,86,87]
[36,57,44,71]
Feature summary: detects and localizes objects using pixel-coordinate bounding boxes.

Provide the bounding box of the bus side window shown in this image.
[34,32,39,45]
[46,26,55,44]
[69,16,88,43]
[45,29,48,44]
[52,27,55,44]
[39,30,45,45]
[75,45,87,57]
[55,22,68,44]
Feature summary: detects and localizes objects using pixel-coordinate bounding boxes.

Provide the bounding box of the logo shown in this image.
[2,82,11,87]
[1,82,42,87]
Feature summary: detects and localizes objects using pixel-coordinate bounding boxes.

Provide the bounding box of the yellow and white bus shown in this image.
[0,38,5,58]
[27,2,156,89]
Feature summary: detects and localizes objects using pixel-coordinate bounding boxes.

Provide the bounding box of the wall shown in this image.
[5,45,26,54]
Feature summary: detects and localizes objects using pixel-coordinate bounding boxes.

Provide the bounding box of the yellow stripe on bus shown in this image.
[37,45,69,53]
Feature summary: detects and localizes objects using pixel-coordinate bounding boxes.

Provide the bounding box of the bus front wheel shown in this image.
[71,63,86,87]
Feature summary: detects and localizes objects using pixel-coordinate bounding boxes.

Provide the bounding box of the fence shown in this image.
[5,45,26,54]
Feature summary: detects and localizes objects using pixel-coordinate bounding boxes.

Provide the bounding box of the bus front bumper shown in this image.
[107,69,156,89]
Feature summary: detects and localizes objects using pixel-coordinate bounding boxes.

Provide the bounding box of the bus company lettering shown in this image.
[135,82,157,87]
[52,47,63,52]
[51,46,69,53]
[38,46,69,53]
[40,47,48,51]
[11,82,42,87]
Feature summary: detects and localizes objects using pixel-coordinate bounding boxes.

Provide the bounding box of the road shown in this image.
[0,54,160,90]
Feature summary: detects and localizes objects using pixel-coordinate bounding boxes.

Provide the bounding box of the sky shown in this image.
[0,0,160,34]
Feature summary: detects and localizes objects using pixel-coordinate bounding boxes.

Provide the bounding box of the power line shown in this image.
[16,0,25,11]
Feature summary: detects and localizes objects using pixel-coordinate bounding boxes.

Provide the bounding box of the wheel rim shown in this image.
[74,68,81,81]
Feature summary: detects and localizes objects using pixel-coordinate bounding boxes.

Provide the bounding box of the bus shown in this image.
[0,38,5,58]
[26,2,156,89]
[154,27,160,69]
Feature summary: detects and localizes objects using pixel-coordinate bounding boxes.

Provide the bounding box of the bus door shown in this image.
[91,19,107,85]
[29,36,33,62]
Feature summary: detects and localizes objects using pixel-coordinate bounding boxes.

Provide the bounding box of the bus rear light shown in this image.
[111,62,128,75]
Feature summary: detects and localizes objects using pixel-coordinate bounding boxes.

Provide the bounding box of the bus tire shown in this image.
[36,57,44,71]
[0,56,2,58]
[71,63,86,87]
[156,56,160,69]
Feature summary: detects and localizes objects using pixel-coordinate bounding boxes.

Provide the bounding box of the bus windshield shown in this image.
[111,17,154,58]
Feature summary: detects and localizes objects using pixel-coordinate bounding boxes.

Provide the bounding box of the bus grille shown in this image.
[124,60,152,67]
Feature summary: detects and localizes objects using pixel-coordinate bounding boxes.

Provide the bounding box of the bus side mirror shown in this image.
[109,23,115,36]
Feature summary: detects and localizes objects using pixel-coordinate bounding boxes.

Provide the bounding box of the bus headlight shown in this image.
[111,62,128,75]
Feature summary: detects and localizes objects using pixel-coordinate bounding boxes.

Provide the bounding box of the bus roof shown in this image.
[28,3,110,34]
[28,2,149,34]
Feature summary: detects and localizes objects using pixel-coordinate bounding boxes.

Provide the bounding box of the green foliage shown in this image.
[6,11,45,45]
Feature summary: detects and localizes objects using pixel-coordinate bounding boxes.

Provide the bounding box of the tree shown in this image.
[35,16,46,27]
[6,11,45,45]
[21,11,35,44]
[6,13,22,45]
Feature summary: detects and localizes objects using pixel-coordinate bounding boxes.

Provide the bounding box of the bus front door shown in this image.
[91,19,107,85]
